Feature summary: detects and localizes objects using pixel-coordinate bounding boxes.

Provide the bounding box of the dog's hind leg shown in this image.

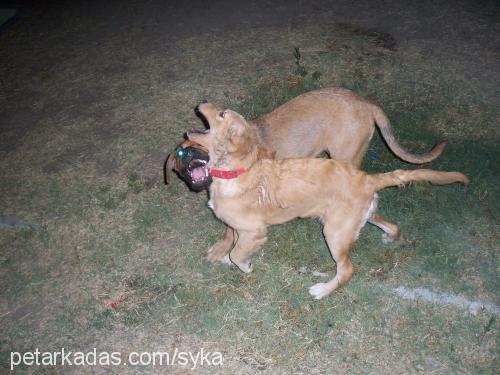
[326,124,374,168]
[309,216,359,300]
[368,213,401,244]
[229,229,267,273]
[207,226,237,263]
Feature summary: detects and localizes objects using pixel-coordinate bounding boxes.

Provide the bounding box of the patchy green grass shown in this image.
[0,12,498,374]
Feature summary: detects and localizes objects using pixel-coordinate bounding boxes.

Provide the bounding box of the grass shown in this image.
[0,10,498,374]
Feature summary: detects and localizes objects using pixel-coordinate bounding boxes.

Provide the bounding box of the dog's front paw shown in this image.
[309,283,331,300]
[207,242,231,263]
[232,259,253,273]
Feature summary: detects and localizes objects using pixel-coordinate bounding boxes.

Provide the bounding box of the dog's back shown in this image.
[252,88,375,162]
[214,158,468,227]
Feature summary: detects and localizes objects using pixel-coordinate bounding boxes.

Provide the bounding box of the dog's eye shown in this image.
[219,111,226,119]
[177,148,192,158]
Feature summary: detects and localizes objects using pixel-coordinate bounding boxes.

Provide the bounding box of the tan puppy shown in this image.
[187,105,468,299]
[245,87,446,166]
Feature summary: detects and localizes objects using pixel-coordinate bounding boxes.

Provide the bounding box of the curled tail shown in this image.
[370,169,469,192]
[372,105,447,164]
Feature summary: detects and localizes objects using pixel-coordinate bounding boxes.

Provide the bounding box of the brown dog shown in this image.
[165,140,210,192]
[187,105,468,299]
[168,87,446,244]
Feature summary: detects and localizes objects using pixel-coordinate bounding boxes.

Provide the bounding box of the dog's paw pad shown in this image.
[309,283,330,300]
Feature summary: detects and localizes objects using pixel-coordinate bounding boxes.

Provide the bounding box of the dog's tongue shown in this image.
[191,167,206,181]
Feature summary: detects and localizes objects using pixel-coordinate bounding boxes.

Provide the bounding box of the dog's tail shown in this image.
[372,105,447,164]
[369,169,469,192]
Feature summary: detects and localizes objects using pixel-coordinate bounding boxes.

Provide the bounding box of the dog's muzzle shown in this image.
[176,146,211,192]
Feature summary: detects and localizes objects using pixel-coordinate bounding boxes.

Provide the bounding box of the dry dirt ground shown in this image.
[0,0,498,374]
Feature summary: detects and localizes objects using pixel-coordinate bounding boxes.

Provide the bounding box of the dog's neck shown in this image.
[210,125,267,171]
[208,124,275,199]
[208,141,261,198]
[209,145,258,172]
[211,126,274,171]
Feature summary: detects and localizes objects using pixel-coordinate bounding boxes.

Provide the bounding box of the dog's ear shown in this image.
[229,121,245,137]
[227,121,247,151]
[164,151,177,184]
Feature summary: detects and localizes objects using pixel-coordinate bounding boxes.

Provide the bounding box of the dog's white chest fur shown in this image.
[208,180,240,214]
[209,179,243,200]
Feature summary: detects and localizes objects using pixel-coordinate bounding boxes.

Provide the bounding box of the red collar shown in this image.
[210,168,246,179]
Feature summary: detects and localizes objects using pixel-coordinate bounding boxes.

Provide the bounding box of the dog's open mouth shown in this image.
[175,145,211,192]
[188,159,210,184]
